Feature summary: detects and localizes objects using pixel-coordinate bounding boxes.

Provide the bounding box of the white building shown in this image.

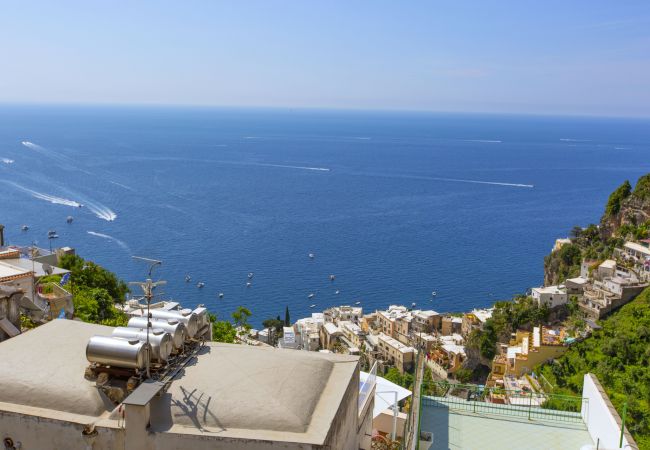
[531,285,568,308]
[0,320,374,450]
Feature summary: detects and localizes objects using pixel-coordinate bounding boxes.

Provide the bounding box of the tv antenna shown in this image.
[129,256,166,378]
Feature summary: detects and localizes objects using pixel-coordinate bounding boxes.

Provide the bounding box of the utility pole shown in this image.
[129,256,165,379]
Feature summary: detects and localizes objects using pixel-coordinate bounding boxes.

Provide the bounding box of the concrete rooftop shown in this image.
[420,401,594,450]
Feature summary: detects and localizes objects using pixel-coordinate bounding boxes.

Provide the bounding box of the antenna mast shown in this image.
[129,256,165,379]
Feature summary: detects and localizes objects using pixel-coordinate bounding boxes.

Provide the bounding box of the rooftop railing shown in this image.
[419,381,587,425]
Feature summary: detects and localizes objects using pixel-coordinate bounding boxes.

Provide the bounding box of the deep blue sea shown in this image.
[1,106,649,326]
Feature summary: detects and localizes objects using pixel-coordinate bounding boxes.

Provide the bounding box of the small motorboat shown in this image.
[197,282,205,288]
[21,225,29,231]
[185,275,191,283]
[66,216,74,224]
[218,292,224,298]
[246,282,252,287]
[308,253,315,259]
[335,290,340,295]
[248,272,254,279]
[431,291,437,297]
[329,274,335,281]
[411,302,416,308]
[310,304,316,308]
[355,301,361,305]
[47,230,57,237]
[308,293,315,299]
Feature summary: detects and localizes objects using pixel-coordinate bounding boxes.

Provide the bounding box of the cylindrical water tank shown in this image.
[149,309,199,338]
[86,335,148,369]
[193,306,209,334]
[127,317,187,349]
[112,327,173,362]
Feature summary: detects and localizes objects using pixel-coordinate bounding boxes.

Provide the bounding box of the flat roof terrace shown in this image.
[420,398,594,450]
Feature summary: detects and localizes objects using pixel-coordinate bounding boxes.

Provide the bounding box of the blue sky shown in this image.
[1,1,649,116]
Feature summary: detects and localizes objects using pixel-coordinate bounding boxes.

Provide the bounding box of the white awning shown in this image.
[360,371,412,418]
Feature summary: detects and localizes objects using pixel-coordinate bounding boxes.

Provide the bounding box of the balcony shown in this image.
[36,282,73,319]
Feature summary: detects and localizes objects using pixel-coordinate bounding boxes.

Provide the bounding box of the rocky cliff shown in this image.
[544,173,650,285]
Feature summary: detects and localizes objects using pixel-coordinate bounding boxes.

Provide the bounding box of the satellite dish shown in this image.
[43,263,53,275]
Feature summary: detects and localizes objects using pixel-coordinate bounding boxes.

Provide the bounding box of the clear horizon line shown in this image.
[0,100,649,121]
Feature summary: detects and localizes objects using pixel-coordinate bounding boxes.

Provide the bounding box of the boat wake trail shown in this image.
[560,138,591,142]
[21,140,45,151]
[2,181,83,207]
[254,163,330,172]
[426,176,533,188]
[1,158,14,164]
[87,231,130,252]
[83,200,117,221]
[463,139,502,143]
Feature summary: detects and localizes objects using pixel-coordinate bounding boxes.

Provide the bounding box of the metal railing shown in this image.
[419,381,587,425]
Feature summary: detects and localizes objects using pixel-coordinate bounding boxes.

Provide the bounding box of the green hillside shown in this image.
[538,287,650,449]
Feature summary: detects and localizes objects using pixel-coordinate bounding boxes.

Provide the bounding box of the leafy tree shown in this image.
[59,254,129,301]
[73,287,127,325]
[212,319,237,343]
[231,306,252,332]
[262,317,284,345]
[605,180,632,217]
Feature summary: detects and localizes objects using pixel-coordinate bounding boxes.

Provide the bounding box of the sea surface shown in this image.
[1,106,649,326]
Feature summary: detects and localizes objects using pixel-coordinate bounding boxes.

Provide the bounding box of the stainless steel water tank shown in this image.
[149,309,199,338]
[111,327,173,362]
[127,316,187,349]
[86,335,148,369]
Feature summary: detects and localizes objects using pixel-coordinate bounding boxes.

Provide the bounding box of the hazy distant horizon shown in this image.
[1,2,649,118]
[2,101,650,121]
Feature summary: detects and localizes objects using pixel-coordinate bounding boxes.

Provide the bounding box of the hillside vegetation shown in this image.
[545,174,650,285]
[538,287,650,449]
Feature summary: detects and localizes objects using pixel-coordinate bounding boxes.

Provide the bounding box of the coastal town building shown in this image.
[411,310,440,334]
[531,285,568,308]
[320,321,343,350]
[339,320,365,349]
[440,316,462,336]
[323,305,363,324]
[294,313,324,351]
[376,305,412,344]
[461,308,493,336]
[429,333,466,375]
[490,326,570,379]
[0,286,22,341]
[0,245,73,321]
[376,332,415,373]
[0,320,375,450]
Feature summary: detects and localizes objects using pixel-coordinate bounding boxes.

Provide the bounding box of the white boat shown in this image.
[308,253,315,259]
[310,304,316,308]
[246,282,252,287]
[218,292,224,298]
[329,274,335,281]
[66,216,74,224]
[308,293,314,299]
[197,282,205,288]
[248,272,254,279]
[431,291,437,297]
[21,225,29,231]
[335,290,340,295]
[185,275,191,283]
[411,302,416,307]
[355,301,361,305]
